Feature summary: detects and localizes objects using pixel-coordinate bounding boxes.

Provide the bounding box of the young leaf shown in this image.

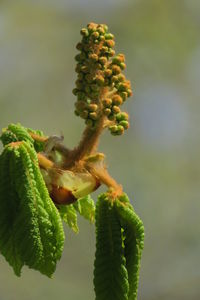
[0,123,45,152]
[94,193,129,300]
[0,123,34,146]
[73,195,95,223]
[114,195,144,300]
[0,141,65,277]
[58,204,79,233]
[0,146,24,276]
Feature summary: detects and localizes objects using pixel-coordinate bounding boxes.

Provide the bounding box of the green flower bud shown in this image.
[77,91,87,101]
[75,53,86,62]
[89,53,98,61]
[103,24,108,32]
[120,62,126,70]
[108,49,115,57]
[112,65,121,75]
[89,112,98,120]
[91,31,100,39]
[112,95,123,106]
[101,46,108,53]
[80,110,89,119]
[119,120,129,129]
[97,26,105,35]
[118,83,128,92]
[102,98,112,107]
[104,69,112,77]
[117,74,125,82]
[105,40,115,48]
[85,119,94,127]
[81,65,89,73]
[72,88,79,95]
[88,104,98,111]
[105,33,114,40]
[109,125,118,133]
[74,110,80,116]
[104,108,111,116]
[112,54,125,64]
[75,63,82,73]
[111,75,118,83]
[76,42,83,50]
[116,125,124,135]
[96,75,105,85]
[127,89,133,97]
[99,56,107,65]
[80,28,89,37]
[99,35,105,41]
[75,80,84,90]
[112,106,120,114]
[116,112,129,122]
[75,101,86,111]
[120,91,128,101]
[87,22,97,33]
[108,114,115,121]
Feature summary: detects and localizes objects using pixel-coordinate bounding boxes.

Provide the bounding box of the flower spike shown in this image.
[73,22,133,135]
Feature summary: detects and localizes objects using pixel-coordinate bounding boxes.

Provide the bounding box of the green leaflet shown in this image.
[73,195,95,223]
[58,204,79,233]
[0,141,65,277]
[94,193,129,300]
[114,195,144,300]
[0,147,23,276]
[0,123,45,152]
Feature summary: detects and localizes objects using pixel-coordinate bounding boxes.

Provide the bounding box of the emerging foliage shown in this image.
[0,141,65,277]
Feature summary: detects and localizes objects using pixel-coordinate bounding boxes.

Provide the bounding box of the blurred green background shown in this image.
[0,0,200,299]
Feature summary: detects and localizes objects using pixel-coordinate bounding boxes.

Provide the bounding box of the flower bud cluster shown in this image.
[73,22,133,134]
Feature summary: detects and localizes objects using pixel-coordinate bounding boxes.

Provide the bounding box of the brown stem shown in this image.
[86,162,123,196]
[63,116,105,169]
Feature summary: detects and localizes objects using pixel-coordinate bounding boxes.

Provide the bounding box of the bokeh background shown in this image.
[0,0,200,299]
